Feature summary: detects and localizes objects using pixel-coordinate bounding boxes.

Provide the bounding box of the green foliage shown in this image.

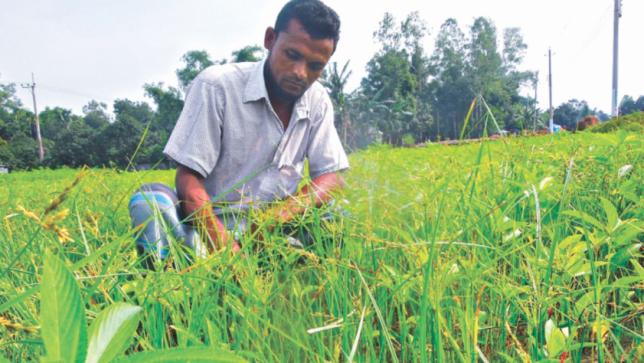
[86,303,142,363]
[176,50,215,89]
[41,252,88,363]
[618,94,644,116]
[113,347,246,363]
[591,111,644,133]
[356,12,431,145]
[7,134,39,169]
[1,131,640,361]
[0,43,271,171]
[231,45,264,63]
[321,60,353,146]
[36,250,245,362]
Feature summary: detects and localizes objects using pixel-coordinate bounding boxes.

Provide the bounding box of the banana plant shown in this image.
[39,252,245,363]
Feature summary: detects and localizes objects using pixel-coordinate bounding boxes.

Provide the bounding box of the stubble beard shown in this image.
[264,55,304,103]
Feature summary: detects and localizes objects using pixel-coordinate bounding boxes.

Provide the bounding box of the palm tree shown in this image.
[321,60,352,146]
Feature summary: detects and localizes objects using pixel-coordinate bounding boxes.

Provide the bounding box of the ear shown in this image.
[264,27,277,51]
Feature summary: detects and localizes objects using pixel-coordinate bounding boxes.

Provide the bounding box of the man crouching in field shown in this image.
[129,0,349,261]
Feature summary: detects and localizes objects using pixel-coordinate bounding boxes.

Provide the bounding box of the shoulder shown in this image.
[190,62,257,90]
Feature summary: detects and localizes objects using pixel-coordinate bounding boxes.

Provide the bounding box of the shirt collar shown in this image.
[242,59,311,121]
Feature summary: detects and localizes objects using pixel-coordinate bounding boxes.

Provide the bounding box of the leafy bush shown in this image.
[590,111,644,133]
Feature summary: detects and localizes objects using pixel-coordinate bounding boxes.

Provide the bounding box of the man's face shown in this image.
[264,18,335,102]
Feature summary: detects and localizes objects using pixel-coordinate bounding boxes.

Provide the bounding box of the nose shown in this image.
[292,61,306,81]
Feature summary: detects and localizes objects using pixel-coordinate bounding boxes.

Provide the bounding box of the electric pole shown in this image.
[611,0,622,117]
[21,73,45,162]
[548,48,554,133]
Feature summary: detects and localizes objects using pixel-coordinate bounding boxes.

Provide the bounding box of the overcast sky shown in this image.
[1,0,642,115]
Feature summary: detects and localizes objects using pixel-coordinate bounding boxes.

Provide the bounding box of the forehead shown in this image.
[275,19,334,60]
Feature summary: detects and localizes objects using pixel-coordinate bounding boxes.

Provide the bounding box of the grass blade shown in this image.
[348,305,367,362]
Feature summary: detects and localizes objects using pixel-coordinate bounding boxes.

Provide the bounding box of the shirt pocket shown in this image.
[275,120,310,169]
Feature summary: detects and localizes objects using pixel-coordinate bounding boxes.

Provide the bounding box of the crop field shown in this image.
[0,131,642,362]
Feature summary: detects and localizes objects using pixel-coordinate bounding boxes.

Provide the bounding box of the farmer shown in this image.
[129,0,349,260]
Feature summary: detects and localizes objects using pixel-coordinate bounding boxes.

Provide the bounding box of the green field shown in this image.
[1,131,642,362]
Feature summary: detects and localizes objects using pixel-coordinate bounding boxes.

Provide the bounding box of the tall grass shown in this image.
[0,131,642,362]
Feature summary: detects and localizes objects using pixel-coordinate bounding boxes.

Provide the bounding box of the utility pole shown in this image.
[548,48,554,133]
[611,0,622,117]
[21,73,45,162]
[533,71,539,131]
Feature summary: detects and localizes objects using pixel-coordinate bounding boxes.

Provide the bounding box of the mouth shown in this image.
[282,79,306,93]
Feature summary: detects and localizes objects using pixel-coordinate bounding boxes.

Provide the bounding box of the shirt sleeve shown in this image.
[163,78,224,178]
[306,93,350,179]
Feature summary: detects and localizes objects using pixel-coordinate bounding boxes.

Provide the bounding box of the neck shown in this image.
[263,61,295,128]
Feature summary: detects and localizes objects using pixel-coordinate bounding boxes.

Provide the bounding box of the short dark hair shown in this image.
[275,0,341,50]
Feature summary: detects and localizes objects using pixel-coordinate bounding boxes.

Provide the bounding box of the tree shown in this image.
[48,121,96,167]
[428,18,471,139]
[231,45,265,63]
[0,138,15,166]
[82,100,110,130]
[93,99,154,167]
[359,12,432,145]
[465,18,534,135]
[144,83,184,135]
[502,28,528,72]
[39,107,79,143]
[553,99,590,129]
[8,134,39,169]
[0,83,27,141]
[619,95,644,115]
[637,96,644,112]
[176,50,215,89]
[321,60,352,145]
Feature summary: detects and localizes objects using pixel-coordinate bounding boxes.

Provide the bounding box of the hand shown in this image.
[231,240,241,253]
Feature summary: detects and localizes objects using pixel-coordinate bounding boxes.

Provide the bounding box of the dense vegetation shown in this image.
[2,13,642,171]
[1,131,641,361]
[590,111,644,134]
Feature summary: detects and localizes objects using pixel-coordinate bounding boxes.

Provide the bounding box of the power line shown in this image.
[2,77,111,104]
[38,84,110,103]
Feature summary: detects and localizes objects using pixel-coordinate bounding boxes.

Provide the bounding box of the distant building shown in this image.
[0,165,9,174]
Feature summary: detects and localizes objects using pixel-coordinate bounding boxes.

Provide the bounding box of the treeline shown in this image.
[1,14,643,170]
[322,13,641,147]
[0,46,264,170]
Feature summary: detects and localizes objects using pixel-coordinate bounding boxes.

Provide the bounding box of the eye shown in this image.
[285,49,301,61]
[308,62,325,72]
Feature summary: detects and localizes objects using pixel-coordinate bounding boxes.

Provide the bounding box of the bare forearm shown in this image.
[175,165,230,251]
[273,172,345,223]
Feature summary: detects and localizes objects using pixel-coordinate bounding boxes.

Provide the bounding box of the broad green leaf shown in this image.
[610,275,643,289]
[599,197,618,231]
[41,252,88,363]
[114,347,246,363]
[569,262,591,278]
[557,234,582,251]
[86,303,143,363]
[610,243,642,270]
[546,326,566,357]
[0,355,11,363]
[562,210,605,231]
[574,290,596,316]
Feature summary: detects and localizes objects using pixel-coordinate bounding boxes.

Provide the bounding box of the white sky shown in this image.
[1,0,642,115]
